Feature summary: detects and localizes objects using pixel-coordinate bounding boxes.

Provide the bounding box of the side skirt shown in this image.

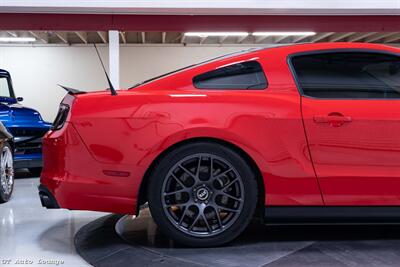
[264,206,400,224]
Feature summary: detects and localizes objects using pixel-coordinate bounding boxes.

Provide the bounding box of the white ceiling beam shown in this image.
[255,35,269,43]
[347,32,376,42]
[75,31,88,44]
[120,31,127,43]
[200,36,208,44]
[329,32,355,42]
[180,34,186,44]
[292,35,311,43]
[365,32,396,43]
[310,32,334,42]
[219,35,228,44]
[6,31,17,37]
[237,35,248,43]
[274,35,289,43]
[29,31,48,43]
[55,32,68,44]
[384,33,400,43]
[162,32,166,43]
[97,31,107,43]
[141,32,146,44]
[170,33,181,42]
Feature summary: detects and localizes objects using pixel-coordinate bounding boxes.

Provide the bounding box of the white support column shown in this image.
[108,30,120,89]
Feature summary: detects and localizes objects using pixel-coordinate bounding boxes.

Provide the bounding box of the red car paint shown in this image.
[40,42,400,214]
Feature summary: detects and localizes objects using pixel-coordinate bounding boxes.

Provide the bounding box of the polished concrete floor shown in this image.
[5,173,400,267]
[75,208,400,267]
[0,172,107,266]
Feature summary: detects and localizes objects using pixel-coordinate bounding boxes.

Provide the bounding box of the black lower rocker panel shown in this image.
[265,206,400,224]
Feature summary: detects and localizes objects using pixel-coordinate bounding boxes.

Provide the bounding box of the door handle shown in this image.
[313,113,352,127]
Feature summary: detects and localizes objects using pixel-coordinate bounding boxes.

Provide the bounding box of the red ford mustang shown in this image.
[39,42,400,246]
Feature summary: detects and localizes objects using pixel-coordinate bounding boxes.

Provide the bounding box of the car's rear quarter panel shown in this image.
[68,48,323,213]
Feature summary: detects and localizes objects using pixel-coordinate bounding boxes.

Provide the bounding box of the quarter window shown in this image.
[291,52,400,99]
[193,61,267,90]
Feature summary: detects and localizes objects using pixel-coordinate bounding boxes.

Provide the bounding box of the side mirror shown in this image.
[16,97,23,102]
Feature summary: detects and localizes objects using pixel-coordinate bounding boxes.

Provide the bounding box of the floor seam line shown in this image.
[93,247,130,263]
[132,244,208,266]
[115,234,207,266]
[261,241,316,267]
[317,247,356,267]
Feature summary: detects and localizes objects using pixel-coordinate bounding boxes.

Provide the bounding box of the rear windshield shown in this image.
[193,61,267,90]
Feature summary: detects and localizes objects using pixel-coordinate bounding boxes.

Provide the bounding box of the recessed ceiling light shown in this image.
[184,32,249,37]
[252,32,316,36]
[0,37,36,43]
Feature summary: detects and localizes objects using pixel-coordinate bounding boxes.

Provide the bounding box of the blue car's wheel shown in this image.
[0,142,14,203]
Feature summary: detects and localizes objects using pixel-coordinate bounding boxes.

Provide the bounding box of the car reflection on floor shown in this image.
[76,207,400,267]
[0,173,108,266]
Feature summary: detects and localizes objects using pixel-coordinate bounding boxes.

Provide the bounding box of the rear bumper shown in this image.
[40,123,138,214]
[38,184,60,209]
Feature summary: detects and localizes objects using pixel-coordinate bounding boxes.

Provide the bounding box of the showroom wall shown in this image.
[0,45,256,121]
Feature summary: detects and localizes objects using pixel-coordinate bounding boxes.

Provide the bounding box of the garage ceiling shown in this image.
[2,0,400,15]
[1,31,400,45]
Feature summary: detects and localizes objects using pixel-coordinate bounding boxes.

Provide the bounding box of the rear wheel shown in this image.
[148,142,258,247]
[0,142,14,203]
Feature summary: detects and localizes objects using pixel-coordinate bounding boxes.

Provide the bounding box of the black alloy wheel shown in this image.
[148,141,258,247]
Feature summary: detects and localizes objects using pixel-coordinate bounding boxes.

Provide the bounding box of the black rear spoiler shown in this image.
[58,84,86,95]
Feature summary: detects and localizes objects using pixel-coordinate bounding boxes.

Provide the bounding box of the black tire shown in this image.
[147,141,258,247]
[29,167,42,177]
[0,142,14,203]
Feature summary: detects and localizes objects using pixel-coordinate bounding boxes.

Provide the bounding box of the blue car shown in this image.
[0,69,51,175]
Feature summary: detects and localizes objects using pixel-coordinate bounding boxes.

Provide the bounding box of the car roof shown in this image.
[130,42,399,90]
[264,42,399,54]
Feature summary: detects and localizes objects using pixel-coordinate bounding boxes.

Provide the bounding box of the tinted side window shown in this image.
[193,61,267,89]
[291,52,400,99]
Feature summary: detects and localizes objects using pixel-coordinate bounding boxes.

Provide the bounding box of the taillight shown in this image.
[52,104,70,130]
